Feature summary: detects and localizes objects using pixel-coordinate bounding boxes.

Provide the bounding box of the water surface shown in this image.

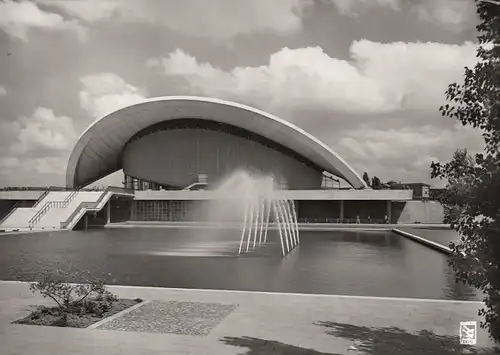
[0,228,479,301]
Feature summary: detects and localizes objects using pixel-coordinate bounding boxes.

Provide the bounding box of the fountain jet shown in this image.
[215,171,300,257]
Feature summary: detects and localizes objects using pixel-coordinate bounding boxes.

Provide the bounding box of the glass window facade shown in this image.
[131,200,202,221]
[124,174,172,191]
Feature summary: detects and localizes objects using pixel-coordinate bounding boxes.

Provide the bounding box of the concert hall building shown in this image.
[64,96,431,224]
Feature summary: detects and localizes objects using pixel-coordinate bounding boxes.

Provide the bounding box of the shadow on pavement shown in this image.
[315,321,499,354]
[220,336,341,354]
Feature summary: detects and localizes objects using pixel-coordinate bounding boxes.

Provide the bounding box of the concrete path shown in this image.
[0,281,497,354]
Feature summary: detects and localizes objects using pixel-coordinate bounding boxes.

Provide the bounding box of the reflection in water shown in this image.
[0,227,480,301]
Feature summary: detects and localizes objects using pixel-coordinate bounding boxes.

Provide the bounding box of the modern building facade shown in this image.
[0,96,444,232]
[56,96,442,224]
[66,96,368,190]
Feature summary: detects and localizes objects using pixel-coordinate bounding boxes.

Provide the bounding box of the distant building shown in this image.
[62,96,413,223]
[387,182,430,200]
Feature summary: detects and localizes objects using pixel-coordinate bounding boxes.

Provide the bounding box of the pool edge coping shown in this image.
[0,280,483,305]
[392,228,453,254]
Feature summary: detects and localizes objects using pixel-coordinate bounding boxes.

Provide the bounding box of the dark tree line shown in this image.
[362,172,382,189]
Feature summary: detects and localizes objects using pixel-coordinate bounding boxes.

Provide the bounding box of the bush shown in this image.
[29,270,117,319]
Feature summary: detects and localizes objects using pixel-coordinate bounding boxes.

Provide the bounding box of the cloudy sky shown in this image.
[0,0,486,187]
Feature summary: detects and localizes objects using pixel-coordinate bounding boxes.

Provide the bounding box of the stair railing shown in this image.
[29,201,62,227]
[32,188,51,208]
[62,190,78,207]
[61,187,133,229]
[28,190,78,228]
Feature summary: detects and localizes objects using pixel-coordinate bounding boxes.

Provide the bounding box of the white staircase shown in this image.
[35,191,102,229]
[0,187,134,232]
[62,191,114,230]
[0,191,73,231]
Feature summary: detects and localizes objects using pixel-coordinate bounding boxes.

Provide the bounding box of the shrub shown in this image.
[29,270,117,318]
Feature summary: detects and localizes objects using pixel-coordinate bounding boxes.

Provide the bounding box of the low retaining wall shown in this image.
[392,228,452,254]
[107,221,449,232]
[393,201,444,224]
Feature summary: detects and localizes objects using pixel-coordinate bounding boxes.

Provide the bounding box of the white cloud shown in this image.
[79,73,147,119]
[334,124,485,184]
[149,40,483,184]
[10,107,77,155]
[0,156,23,183]
[0,0,87,41]
[349,40,477,111]
[35,0,305,40]
[0,156,67,185]
[36,0,477,39]
[0,157,21,172]
[0,74,145,186]
[330,0,400,15]
[20,0,475,45]
[0,85,7,96]
[151,40,477,115]
[0,107,78,185]
[37,0,120,23]
[329,0,477,31]
[21,0,476,44]
[31,156,68,175]
[414,0,477,32]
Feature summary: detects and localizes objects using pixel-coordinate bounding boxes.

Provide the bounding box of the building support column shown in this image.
[340,200,344,223]
[84,214,88,230]
[387,200,392,224]
[106,200,111,224]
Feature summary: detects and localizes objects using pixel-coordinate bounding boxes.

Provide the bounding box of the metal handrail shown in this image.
[63,190,78,205]
[27,187,132,229]
[107,186,135,195]
[297,217,387,224]
[29,201,59,226]
[60,190,113,229]
[61,187,134,229]
[63,191,75,204]
[60,201,95,229]
[28,190,79,227]
[0,186,73,191]
[32,189,51,208]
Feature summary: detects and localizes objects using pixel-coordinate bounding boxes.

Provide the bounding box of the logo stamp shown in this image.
[460,321,477,345]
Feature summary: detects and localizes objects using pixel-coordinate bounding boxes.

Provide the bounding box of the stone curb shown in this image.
[87,300,151,329]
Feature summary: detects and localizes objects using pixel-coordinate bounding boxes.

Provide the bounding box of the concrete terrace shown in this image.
[0,281,497,355]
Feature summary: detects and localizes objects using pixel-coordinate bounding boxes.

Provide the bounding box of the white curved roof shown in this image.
[66,96,367,189]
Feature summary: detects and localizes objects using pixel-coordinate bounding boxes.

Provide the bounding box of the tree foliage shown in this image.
[430,0,500,343]
[362,172,371,187]
[432,149,477,224]
[371,176,382,189]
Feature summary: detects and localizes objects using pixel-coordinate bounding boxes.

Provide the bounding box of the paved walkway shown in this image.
[0,281,497,354]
